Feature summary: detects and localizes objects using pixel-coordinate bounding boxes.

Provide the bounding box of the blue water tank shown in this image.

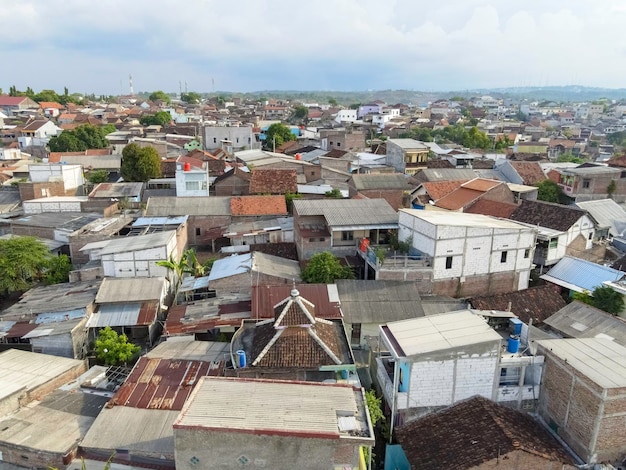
[507,335,520,354]
[340,369,349,380]
[236,349,247,368]
[509,318,523,336]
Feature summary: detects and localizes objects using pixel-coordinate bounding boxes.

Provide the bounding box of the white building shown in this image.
[29,163,84,192]
[334,109,357,123]
[203,125,258,152]
[175,162,209,197]
[80,230,180,279]
[398,210,537,297]
[377,310,544,427]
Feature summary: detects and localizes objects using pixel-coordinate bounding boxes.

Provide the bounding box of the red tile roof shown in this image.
[230,195,287,216]
[462,178,502,192]
[435,187,483,210]
[0,95,29,106]
[107,356,223,410]
[396,396,574,469]
[39,101,64,109]
[421,180,467,201]
[465,198,518,218]
[249,168,297,194]
[177,155,204,169]
[509,161,546,185]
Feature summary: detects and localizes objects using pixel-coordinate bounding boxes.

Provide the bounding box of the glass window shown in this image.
[445,256,453,269]
[501,251,508,263]
[549,238,558,248]
[341,231,354,241]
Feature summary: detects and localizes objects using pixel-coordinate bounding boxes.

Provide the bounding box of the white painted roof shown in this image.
[399,209,531,230]
[382,310,502,357]
[537,338,626,388]
[207,253,251,281]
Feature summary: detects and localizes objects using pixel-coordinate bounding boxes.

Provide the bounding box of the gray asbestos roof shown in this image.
[417,168,478,182]
[0,349,85,401]
[145,196,231,216]
[252,251,301,281]
[0,280,100,320]
[336,280,424,323]
[145,339,230,362]
[293,198,398,227]
[98,230,176,255]
[577,198,626,237]
[80,407,179,455]
[388,138,428,149]
[0,190,21,213]
[95,277,165,304]
[536,338,626,388]
[544,301,626,346]
[351,173,410,190]
[10,212,101,231]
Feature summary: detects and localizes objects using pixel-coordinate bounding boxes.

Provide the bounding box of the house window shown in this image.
[337,142,341,147]
[185,181,200,191]
[588,232,593,240]
[582,179,591,189]
[341,231,354,241]
[549,238,558,249]
[213,137,217,144]
[524,248,530,259]
[445,256,453,269]
[195,227,201,236]
[501,251,508,263]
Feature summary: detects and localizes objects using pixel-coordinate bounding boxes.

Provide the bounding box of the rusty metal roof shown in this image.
[107,356,223,410]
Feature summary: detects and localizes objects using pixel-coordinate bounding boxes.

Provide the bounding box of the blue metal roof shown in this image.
[541,256,625,293]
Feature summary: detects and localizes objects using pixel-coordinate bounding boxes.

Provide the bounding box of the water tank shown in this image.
[340,369,349,380]
[509,318,523,336]
[295,153,302,160]
[507,335,520,354]
[236,350,247,368]
[183,162,191,172]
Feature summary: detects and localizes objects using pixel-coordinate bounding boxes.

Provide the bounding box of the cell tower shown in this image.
[129,74,134,96]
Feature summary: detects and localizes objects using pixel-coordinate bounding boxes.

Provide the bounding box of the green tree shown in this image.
[264,123,296,150]
[140,111,172,126]
[148,90,171,104]
[48,124,111,152]
[399,127,433,142]
[301,252,354,284]
[33,89,61,103]
[608,180,617,198]
[181,92,202,104]
[293,104,308,120]
[120,143,162,182]
[43,255,71,285]
[0,237,51,296]
[365,390,384,427]
[536,179,564,203]
[95,326,140,366]
[285,191,302,213]
[325,188,343,198]
[328,97,338,106]
[590,286,624,315]
[86,169,110,185]
[494,135,513,151]
[556,152,584,164]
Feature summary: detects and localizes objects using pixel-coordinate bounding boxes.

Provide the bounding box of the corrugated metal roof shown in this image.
[178,276,210,293]
[382,310,501,357]
[336,280,424,323]
[351,173,409,190]
[24,318,83,337]
[174,377,372,441]
[36,308,85,324]
[95,277,165,304]
[208,253,251,281]
[146,339,230,362]
[293,198,398,227]
[98,230,175,255]
[133,215,188,227]
[536,338,626,388]
[107,357,223,410]
[87,303,141,328]
[544,301,626,346]
[418,168,478,182]
[251,252,301,281]
[145,196,231,216]
[540,256,625,293]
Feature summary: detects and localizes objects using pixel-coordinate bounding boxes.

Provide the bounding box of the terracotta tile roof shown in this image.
[435,187,483,210]
[470,285,566,325]
[324,148,348,158]
[465,199,518,218]
[250,321,344,368]
[249,242,298,261]
[396,396,574,469]
[510,199,586,232]
[608,155,626,168]
[471,158,495,169]
[177,155,204,169]
[249,168,297,194]
[421,180,466,201]
[462,178,502,192]
[230,195,287,216]
[38,101,63,109]
[0,95,29,106]
[509,161,546,185]
[22,119,50,131]
[549,138,576,149]
[107,356,223,410]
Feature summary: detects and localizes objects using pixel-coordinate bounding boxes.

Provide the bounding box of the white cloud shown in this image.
[1,0,625,93]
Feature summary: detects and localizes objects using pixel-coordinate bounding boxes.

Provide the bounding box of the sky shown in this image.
[1,0,626,95]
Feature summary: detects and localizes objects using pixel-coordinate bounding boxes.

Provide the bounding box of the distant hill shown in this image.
[206,86,626,105]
